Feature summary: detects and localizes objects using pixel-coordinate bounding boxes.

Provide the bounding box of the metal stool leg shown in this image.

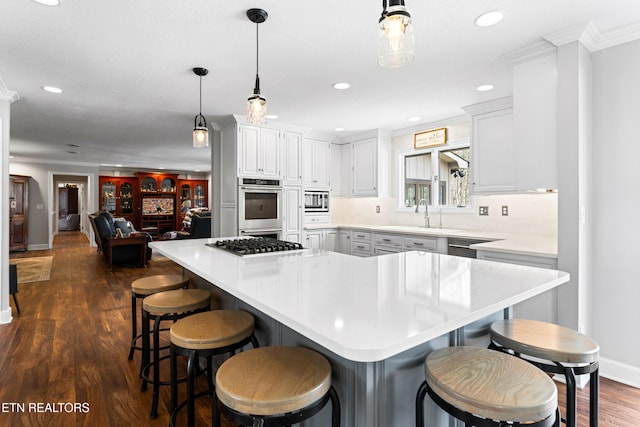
[590,367,599,427]
[141,310,150,390]
[128,293,137,360]
[150,314,163,419]
[564,366,577,427]
[415,381,428,427]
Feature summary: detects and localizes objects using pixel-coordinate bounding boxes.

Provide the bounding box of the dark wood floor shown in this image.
[3,232,640,426]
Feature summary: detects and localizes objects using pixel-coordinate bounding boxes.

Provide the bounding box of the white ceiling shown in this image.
[2,0,639,172]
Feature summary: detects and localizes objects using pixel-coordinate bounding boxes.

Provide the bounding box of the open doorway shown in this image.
[57,183,81,231]
[48,172,95,248]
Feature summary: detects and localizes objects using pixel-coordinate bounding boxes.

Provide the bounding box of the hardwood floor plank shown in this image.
[2,231,639,426]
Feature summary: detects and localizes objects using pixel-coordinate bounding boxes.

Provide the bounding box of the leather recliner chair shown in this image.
[90,212,152,267]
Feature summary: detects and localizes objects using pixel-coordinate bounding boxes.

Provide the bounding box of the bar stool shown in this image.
[169,310,259,427]
[141,288,211,419]
[129,275,189,364]
[490,319,600,427]
[213,346,340,427]
[416,346,559,427]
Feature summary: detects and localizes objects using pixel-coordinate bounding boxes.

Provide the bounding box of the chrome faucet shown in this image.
[415,199,430,228]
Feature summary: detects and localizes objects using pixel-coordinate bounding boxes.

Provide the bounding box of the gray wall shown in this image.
[591,39,640,384]
[9,161,99,249]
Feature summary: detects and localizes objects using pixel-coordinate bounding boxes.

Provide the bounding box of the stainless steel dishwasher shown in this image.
[447,237,491,258]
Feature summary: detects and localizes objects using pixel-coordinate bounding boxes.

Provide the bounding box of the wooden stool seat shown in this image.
[131,274,189,296]
[143,288,210,315]
[129,275,190,364]
[425,346,557,423]
[170,310,255,350]
[215,346,332,417]
[490,319,599,364]
[169,310,258,427]
[490,319,600,427]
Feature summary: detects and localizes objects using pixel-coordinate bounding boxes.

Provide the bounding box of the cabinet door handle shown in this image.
[413,242,424,246]
[382,238,391,242]
[356,245,365,249]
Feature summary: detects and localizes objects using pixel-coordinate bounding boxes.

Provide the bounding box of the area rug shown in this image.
[9,256,53,284]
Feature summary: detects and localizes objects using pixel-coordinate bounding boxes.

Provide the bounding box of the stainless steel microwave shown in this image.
[304,190,329,213]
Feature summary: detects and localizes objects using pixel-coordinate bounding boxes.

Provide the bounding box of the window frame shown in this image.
[395,138,474,213]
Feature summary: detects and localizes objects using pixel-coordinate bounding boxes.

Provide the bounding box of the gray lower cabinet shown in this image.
[477,250,558,323]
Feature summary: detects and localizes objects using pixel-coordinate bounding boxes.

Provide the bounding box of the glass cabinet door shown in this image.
[120,182,134,214]
[180,184,192,211]
[161,178,175,192]
[141,177,157,192]
[194,184,205,207]
[102,182,117,212]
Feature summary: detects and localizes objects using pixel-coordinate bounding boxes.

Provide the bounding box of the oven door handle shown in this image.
[240,186,282,192]
[239,228,282,234]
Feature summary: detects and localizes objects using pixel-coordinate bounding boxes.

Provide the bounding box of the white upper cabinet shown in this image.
[352,137,379,196]
[238,125,280,179]
[330,143,351,197]
[282,131,302,185]
[465,50,559,194]
[302,138,331,188]
[465,99,516,194]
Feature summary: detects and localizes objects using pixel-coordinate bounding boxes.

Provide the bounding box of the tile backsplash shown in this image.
[330,193,557,237]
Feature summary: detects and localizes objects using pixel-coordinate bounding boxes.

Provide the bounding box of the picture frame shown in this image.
[414,127,447,149]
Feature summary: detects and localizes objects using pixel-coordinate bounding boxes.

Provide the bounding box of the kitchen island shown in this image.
[150,238,569,427]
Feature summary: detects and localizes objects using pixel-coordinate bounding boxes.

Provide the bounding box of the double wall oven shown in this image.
[238,178,282,239]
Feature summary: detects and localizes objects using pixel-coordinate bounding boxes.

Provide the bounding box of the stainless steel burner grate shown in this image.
[207,237,304,256]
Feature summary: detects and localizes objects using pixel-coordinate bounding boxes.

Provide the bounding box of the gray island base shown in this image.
[149,238,570,427]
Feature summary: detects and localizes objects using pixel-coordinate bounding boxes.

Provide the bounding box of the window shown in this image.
[398,143,471,210]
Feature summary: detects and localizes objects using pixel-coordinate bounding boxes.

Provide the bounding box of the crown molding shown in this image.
[0,78,19,103]
[501,40,557,65]
[462,97,513,116]
[544,21,640,52]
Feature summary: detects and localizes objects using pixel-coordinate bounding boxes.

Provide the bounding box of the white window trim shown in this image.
[395,137,475,213]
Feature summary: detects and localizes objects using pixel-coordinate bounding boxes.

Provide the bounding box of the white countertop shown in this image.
[150,238,568,362]
[304,223,557,258]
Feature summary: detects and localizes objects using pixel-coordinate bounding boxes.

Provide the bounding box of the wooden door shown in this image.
[9,175,29,251]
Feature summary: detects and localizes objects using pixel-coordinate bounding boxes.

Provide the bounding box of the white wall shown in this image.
[591,39,640,386]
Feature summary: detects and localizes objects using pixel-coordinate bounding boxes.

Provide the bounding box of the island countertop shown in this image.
[149,238,569,362]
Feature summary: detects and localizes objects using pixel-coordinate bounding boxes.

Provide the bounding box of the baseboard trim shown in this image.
[27,244,49,251]
[0,307,13,324]
[599,357,640,389]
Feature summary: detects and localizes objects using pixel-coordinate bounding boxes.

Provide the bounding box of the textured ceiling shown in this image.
[2,0,639,172]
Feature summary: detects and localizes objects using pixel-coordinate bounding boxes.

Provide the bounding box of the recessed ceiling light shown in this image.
[157,167,165,170]
[66,151,78,154]
[332,83,350,90]
[474,10,504,27]
[266,114,278,120]
[408,116,421,122]
[66,143,80,147]
[9,155,14,159]
[334,127,345,132]
[32,0,60,6]
[194,169,201,172]
[476,84,494,92]
[42,86,63,94]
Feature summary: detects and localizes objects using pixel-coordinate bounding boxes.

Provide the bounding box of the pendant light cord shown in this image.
[199,75,203,116]
[255,22,259,77]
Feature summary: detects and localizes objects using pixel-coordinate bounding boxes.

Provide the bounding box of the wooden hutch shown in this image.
[98,172,208,239]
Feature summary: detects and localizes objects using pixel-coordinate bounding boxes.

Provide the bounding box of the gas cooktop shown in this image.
[206,237,305,256]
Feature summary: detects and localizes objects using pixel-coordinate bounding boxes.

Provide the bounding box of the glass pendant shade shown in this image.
[193,118,209,148]
[378,2,415,68]
[247,91,267,125]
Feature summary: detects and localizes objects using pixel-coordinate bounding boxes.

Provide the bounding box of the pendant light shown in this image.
[192,67,209,148]
[246,8,268,125]
[378,0,415,68]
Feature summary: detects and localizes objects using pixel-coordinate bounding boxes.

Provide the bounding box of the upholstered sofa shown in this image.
[163,210,212,240]
[88,211,152,268]
[58,213,80,231]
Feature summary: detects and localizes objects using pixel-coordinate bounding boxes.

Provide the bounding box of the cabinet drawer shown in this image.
[403,235,438,252]
[351,241,372,253]
[304,215,330,224]
[374,233,402,247]
[351,231,371,241]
